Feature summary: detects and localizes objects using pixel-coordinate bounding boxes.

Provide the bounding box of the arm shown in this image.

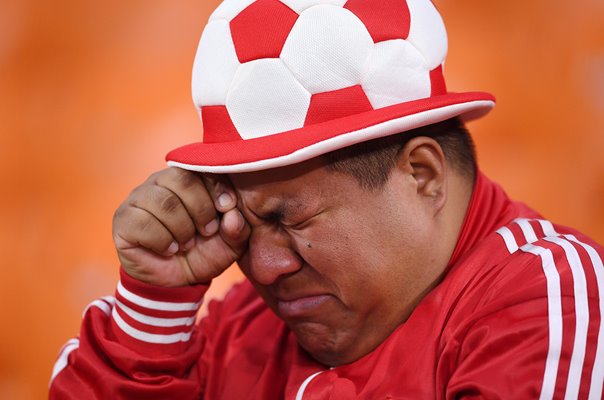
[50,167,251,399]
[444,234,604,399]
[49,269,207,399]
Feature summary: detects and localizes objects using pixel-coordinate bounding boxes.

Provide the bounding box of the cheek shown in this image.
[294,222,376,284]
[292,222,352,261]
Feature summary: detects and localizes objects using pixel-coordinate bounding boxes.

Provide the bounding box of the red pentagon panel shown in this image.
[304,85,373,126]
[429,65,447,96]
[344,0,410,42]
[201,106,242,143]
[230,0,299,63]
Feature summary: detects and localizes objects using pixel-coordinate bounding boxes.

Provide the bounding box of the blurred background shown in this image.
[0,0,602,398]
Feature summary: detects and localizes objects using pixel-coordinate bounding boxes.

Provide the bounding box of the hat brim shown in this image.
[166,92,495,174]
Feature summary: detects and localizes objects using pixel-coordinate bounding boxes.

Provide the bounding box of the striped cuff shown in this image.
[111,267,208,355]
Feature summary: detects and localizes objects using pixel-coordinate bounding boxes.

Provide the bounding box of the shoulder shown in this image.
[446,216,604,330]
[492,217,603,307]
[449,217,603,309]
[442,217,604,398]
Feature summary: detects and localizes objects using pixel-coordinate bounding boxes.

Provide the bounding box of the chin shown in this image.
[293,321,359,367]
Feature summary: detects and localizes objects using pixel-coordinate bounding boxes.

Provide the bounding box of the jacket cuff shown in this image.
[110,266,209,356]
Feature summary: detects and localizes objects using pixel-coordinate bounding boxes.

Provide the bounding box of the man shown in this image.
[50,0,604,398]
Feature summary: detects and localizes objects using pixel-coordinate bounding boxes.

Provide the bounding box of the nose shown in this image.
[242,226,303,285]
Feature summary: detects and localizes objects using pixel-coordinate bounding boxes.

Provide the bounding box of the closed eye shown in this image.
[246,209,285,228]
[281,210,323,231]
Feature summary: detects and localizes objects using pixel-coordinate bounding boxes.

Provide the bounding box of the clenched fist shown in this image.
[112,167,250,287]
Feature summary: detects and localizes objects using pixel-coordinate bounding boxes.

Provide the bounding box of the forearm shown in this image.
[49,267,208,400]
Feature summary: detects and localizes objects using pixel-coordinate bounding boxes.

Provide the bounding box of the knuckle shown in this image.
[201,174,223,195]
[194,202,217,224]
[147,168,168,182]
[112,204,124,222]
[179,220,196,239]
[174,168,199,189]
[193,210,220,233]
[159,191,181,214]
[127,184,148,204]
[133,212,158,236]
[112,204,130,230]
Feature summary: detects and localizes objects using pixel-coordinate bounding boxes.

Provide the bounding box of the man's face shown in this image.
[230,158,438,366]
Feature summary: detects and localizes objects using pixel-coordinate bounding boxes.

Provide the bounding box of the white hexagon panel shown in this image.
[280,5,374,94]
[406,0,447,70]
[361,39,431,109]
[226,59,311,139]
[209,0,257,22]
[192,20,241,107]
[278,0,347,14]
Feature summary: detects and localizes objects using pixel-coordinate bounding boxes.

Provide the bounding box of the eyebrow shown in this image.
[259,195,311,222]
[282,198,308,216]
[261,200,302,222]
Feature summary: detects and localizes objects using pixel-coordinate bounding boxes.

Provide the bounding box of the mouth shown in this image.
[276,294,332,318]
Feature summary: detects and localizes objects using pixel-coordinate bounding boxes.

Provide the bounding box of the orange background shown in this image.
[1,1,603,398]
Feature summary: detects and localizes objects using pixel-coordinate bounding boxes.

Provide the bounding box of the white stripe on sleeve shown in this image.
[565,234,604,400]
[520,242,563,400]
[538,219,559,238]
[111,308,193,344]
[516,218,539,243]
[543,236,590,400]
[115,299,196,328]
[496,226,519,253]
[117,281,201,312]
[82,296,115,317]
[50,338,80,385]
[498,219,603,398]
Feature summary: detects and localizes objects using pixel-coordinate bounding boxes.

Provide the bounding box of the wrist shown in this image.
[110,266,209,355]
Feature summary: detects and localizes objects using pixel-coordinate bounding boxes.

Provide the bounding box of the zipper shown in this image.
[295,370,324,400]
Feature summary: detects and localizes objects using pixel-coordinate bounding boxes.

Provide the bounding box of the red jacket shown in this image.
[50,173,604,399]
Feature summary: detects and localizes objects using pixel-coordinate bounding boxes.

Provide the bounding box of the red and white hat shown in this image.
[166,0,495,173]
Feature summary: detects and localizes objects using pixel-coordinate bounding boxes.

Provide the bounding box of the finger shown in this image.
[113,205,178,256]
[154,167,219,237]
[128,184,196,246]
[219,208,251,256]
[201,174,238,213]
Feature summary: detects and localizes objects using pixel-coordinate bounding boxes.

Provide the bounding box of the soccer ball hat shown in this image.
[166,0,495,173]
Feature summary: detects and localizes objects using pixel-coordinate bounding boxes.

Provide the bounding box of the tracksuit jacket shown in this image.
[50,172,604,399]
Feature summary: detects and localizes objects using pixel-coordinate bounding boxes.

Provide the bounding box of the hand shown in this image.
[112,167,250,287]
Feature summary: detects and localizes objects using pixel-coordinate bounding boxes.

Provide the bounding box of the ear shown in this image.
[397,136,447,212]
